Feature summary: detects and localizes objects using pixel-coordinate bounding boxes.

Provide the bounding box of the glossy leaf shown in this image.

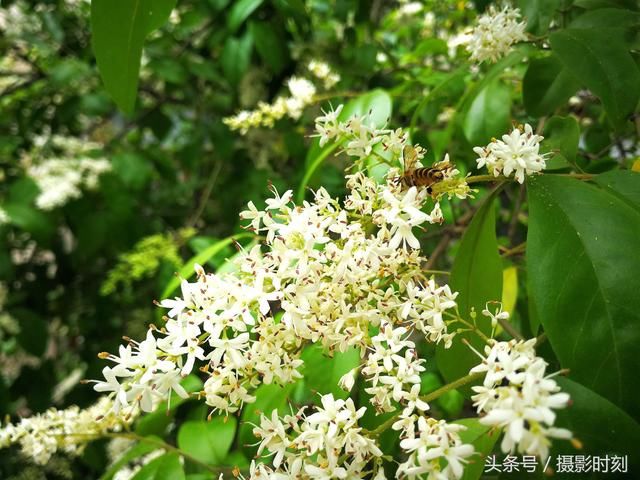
[550,28,640,130]
[517,0,558,34]
[542,115,580,170]
[250,21,289,74]
[436,191,502,395]
[554,377,640,466]
[91,0,176,113]
[300,345,360,400]
[527,175,640,418]
[463,79,511,147]
[221,32,254,85]
[227,0,264,32]
[523,55,580,117]
[177,417,237,465]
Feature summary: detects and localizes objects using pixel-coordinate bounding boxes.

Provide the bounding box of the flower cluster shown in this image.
[24,135,110,210]
[469,339,572,459]
[315,106,471,200]
[92,112,464,425]
[474,124,547,183]
[223,76,317,134]
[396,417,475,479]
[308,60,340,89]
[249,394,384,478]
[466,5,527,63]
[0,397,136,465]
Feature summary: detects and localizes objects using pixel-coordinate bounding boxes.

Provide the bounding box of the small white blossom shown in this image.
[469,339,572,460]
[467,5,527,63]
[474,124,547,183]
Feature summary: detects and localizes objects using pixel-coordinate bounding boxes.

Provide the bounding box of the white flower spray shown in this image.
[467,5,527,63]
[469,339,573,460]
[474,124,547,183]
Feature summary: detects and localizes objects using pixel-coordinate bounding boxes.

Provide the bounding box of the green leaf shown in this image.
[131,452,185,480]
[239,383,293,452]
[177,417,237,466]
[542,115,580,170]
[522,55,580,117]
[100,436,164,480]
[455,418,501,480]
[527,175,640,419]
[593,170,640,208]
[549,28,640,130]
[296,89,392,203]
[220,32,254,85]
[462,79,511,147]
[554,377,640,465]
[91,0,176,114]
[3,203,54,242]
[459,46,532,116]
[249,21,289,74]
[517,0,559,34]
[161,233,254,300]
[300,344,360,400]
[227,0,264,32]
[14,309,48,357]
[570,7,640,30]
[436,191,502,395]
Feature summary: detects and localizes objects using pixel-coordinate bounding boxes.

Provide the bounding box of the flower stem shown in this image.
[466,172,594,185]
[369,371,484,436]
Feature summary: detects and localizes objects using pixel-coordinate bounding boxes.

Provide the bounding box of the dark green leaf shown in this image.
[463,79,511,147]
[517,0,559,34]
[249,21,289,74]
[542,115,580,170]
[227,0,264,32]
[527,175,640,418]
[554,377,640,466]
[593,170,640,209]
[177,417,237,466]
[523,55,580,117]
[550,28,640,130]
[436,191,502,395]
[570,8,640,30]
[221,32,253,85]
[91,0,177,113]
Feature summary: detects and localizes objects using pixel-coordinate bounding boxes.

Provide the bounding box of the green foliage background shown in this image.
[1,0,639,478]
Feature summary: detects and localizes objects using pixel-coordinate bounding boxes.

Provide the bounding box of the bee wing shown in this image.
[402,145,418,173]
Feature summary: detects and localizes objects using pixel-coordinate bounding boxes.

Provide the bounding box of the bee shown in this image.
[396,145,453,194]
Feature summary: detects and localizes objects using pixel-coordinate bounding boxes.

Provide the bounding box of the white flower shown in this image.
[474,124,547,183]
[469,339,572,459]
[398,417,475,480]
[482,301,510,328]
[252,394,382,478]
[467,5,527,63]
[308,60,340,89]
